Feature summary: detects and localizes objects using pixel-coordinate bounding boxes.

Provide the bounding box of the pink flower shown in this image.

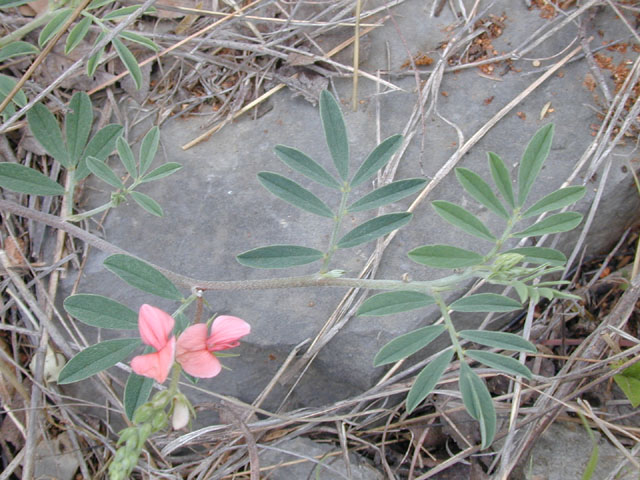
[176,316,250,378]
[130,305,176,383]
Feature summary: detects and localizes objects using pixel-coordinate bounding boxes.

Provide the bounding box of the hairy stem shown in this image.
[434,292,464,360]
[1,198,476,294]
[320,184,350,273]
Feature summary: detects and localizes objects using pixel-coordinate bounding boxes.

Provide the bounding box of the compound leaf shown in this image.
[237,245,324,269]
[351,134,403,187]
[406,349,454,413]
[459,362,496,449]
[63,294,138,329]
[513,212,582,237]
[466,350,532,379]
[27,102,71,168]
[458,330,536,353]
[103,254,182,300]
[522,186,586,218]
[57,338,140,384]
[337,212,412,248]
[274,145,341,189]
[348,178,426,212]
[258,172,333,218]
[450,293,521,312]
[374,324,446,366]
[319,90,349,180]
[358,290,435,317]
[455,167,509,219]
[518,124,554,207]
[408,244,483,269]
[488,152,515,208]
[432,200,495,242]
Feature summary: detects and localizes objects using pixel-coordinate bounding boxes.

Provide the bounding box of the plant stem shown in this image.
[0,11,57,49]
[0,198,479,293]
[434,292,465,360]
[320,184,350,273]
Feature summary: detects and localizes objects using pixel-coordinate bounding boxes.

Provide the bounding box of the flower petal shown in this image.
[176,323,208,358]
[131,337,175,383]
[179,349,222,378]
[138,304,174,351]
[206,316,251,351]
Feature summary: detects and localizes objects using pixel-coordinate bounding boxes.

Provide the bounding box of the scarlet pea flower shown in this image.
[176,316,250,378]
[130,304,176,383]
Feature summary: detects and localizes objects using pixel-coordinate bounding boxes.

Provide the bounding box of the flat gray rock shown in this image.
[61,0,639,417]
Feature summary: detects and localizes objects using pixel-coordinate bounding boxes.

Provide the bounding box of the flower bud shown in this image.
[151,390,171,408]
[151,410,168,431]
[133,404,154,423]
[172,398,190,430]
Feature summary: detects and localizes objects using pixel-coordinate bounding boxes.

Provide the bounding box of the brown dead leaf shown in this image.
[18,0,48,16]
[583,73,596,92]
[4,236,26,267]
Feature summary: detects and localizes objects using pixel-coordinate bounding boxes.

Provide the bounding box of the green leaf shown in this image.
[319,90,349,180]
[357,290,435,316]
[374,325,446,366]
[488,152,515,208]
[124,372,153,420]
[236,245,324,269]
[130,191,163,217]
[450,293,522,313]
[459,362,496,449]
[466,350,532,379]
[86,156,124,189]
[0,74,26,121]
[503,247,566,266]
[87,0,116,9]
[140,162,182,183]
[613,362,640,408]
[65,16,91,54]
[27,103,71,168]
[117,31,159,52]
[116,136,137,178]
[258,172,333,218]
[458,330,537,353]
[87,46,104,77]
[351,134,403,187]
[432,200,496,242]
[347,178,426,212]
[513,212,583,237]
[65,92,93,166]
[274,145,341,190]
[57,338,140,384]
[0,74,25,107]
[103,5,149,19]
[63,294,138,329]
[38,8,72,47]
[513,281,529,303]
[337,212,412,249]
[0,163,64,195]
[522,186,586,218]
[408,244,483,269]
[0,0,31,8]
[139,126,160,175]
[406,349,454,413]
[76,124,123,181]
[518,124,554,207]
[0,41,39,62]
[112,37,142,90]
[455,167,509,219]
[103,254,182,300]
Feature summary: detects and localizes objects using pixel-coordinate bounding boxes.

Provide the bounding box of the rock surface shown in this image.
[61,0,639,417]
